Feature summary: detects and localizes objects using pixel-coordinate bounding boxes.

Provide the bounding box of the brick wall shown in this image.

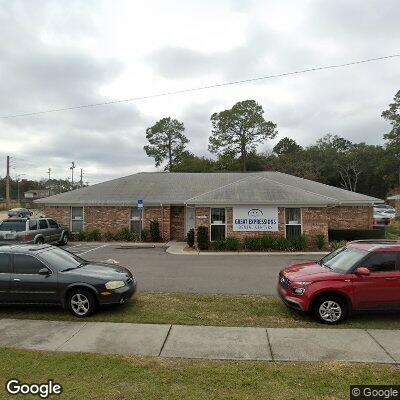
[302,207,329,246]
[42,206,71,228]
[170,206,185,240]
[143,205,171,241]
[327,206,373,229]
[84,206,129,233]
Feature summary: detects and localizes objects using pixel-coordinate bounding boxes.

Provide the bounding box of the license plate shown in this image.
[4,233,16,239]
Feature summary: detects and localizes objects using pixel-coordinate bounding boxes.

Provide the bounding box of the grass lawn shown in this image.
[0,347,399,400]
[1,292,400,329]
[387,221,400,240]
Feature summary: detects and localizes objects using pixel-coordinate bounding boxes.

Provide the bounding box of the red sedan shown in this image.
[278,240,400,324]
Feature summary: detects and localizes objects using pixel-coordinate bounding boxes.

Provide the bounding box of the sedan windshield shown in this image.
[319,247,367,273]
[0,220,26,231]
[39,248,86,270]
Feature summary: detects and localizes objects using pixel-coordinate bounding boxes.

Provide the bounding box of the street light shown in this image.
[15,174,26,204]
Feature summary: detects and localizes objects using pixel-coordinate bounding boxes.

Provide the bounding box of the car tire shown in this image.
[35,237,44,245]
[67,289,96,317]
[59,233,69,246]
[313,296,348,325]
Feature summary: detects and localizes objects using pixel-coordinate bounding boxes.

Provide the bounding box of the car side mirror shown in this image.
[355,267,370,276]
[38,267,51,276]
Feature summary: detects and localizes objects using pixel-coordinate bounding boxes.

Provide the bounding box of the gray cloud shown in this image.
[0,0,399,183]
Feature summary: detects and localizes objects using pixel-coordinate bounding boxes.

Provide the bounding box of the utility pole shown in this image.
[70,162,75,190]
[80,169,83,188]
[6,156,10,208]
[47,168,51,196]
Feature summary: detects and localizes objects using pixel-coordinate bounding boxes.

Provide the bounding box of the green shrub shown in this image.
[243,236,260,251]
[187,228,195,247]
[150,220,161,242]
[315,233,327,250]
[259,235,276,251]
[289,235,307,251]
[75,231,86,241]
[197,226,209,250]
[330,240,347,250]
[328,229,385,241]
[103,231,115,241]
[113,228,138,242]
[225,237,240,251]
[274,236,291,251]
[211,240,226,251]
[86,229,102,242]
[141,229,148,242]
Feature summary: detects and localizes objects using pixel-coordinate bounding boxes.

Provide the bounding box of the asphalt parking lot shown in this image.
[66,243,318,295]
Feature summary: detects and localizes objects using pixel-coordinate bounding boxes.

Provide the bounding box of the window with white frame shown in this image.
[130,207,142,237]
[285,208,302,239]
[71,207,84,232]
[210,208,226,241]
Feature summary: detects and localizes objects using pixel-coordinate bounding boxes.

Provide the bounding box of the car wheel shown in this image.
[59,233,69,246]
[314,296,347,324]
[67,289,96,317]
[35,237,44,245]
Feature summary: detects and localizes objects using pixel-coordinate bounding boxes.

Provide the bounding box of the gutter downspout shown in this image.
[160,203,164,241]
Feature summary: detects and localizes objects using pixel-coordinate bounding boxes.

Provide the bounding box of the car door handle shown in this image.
[385,277,398,280]
[13,278,20,282]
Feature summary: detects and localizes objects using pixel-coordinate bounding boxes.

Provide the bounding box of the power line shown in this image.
[1,53,399,119]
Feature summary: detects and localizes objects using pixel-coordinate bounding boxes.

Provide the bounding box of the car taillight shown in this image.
[24,233,31,241]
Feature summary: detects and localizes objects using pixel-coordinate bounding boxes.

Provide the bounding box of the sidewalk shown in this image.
[166,241,328,256]
[1,318,398,363]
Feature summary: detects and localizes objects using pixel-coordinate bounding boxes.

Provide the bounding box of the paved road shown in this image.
[0,318,397,363]
[66,243,319,295]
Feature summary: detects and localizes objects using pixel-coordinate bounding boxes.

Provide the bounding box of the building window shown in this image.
[285,208,302,239]
[130,207,142,237]
[210,208,226,241]
[71,207,84,232]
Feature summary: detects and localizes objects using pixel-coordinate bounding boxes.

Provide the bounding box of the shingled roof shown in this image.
[35,171,382,206]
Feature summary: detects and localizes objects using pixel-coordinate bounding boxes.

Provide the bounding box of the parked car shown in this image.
[374,203,396,213]
[373,212,391,228]
[0,245,137,317]
[8,208,32,218]
[278,240,400,324]
[0,217,69,245]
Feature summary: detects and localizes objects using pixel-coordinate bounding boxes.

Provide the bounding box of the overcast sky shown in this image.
[0,0,399,184]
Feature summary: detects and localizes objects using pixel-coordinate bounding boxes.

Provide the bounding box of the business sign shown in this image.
[137,199,144,208]
[233,206,278,232]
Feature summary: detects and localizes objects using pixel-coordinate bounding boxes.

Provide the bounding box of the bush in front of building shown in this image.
[328,229,385,242]
[86,229,102,242]
[141,229,149,242]
[315,233,327,250]
[150,220,161,242]
[187,228,195,247]
[113,227,139,241]
[197,226,209,250]
[243,234,307,251]
[330,240,347,250]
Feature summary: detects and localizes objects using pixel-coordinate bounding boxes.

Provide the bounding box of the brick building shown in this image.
[35,172,380,244]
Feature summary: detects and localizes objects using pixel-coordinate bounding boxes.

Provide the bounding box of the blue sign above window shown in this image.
[137,199,144,208]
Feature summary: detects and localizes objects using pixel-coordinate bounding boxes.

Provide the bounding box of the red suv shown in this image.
[278,240,400,324]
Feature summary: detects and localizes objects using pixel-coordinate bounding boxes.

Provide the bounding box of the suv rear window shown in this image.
[0,220,26,231]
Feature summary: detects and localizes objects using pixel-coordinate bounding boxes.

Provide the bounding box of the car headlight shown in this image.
[292,281,312,296]
[105,280,125,290]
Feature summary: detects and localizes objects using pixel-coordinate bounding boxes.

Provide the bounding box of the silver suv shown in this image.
[0,217,69,245]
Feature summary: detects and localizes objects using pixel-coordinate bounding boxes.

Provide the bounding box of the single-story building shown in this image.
[387,194,400,214]
[24,189,51,199]
[34,171,381,245]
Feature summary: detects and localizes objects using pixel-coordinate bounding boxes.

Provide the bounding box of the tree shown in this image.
[208,100,277,172]
[144,117,189,171]
[382,90,400,187]
[273,137,302,156]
